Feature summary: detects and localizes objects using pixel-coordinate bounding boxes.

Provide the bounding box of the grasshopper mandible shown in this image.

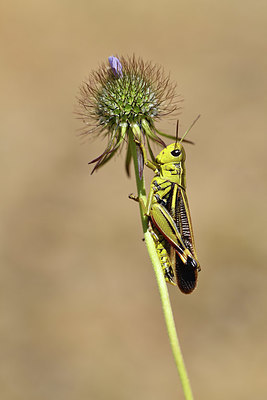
[131,117,201,294]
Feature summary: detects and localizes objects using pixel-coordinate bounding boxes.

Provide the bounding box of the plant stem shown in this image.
[143,232,194,400]
[128,130,194,400]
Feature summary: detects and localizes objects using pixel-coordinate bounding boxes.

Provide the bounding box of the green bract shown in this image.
[77,55,181,174]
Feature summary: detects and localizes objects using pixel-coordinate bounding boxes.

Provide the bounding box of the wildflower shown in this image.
[77,55,181,174]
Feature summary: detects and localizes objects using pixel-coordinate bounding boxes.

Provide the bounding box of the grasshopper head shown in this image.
[156,143,186,165]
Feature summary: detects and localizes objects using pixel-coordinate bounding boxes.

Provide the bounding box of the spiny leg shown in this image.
[129,193,175,285]
[148,224,176,286]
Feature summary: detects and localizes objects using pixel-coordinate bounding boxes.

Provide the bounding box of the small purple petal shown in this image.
[108,56,123,77]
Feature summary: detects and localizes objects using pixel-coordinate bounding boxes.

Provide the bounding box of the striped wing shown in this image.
[166,183,199,293]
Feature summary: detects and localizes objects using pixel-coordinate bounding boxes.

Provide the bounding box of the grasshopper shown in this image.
[131,117,201,294]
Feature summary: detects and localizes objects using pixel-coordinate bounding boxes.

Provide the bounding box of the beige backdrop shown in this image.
[1,1,267,399]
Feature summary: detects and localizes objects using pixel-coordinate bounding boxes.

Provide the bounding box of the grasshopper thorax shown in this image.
[155,143,186,188]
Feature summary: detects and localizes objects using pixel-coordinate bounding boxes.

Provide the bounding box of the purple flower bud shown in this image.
[108,56,123,77]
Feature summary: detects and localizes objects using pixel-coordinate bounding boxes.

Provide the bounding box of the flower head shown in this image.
[77,55,181,174]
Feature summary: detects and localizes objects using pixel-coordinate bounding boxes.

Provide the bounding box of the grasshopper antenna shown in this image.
[175,120,179,148]
[179,114,201,144]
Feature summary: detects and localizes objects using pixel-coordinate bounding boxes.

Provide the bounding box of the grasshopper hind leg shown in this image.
[149,225,176,286]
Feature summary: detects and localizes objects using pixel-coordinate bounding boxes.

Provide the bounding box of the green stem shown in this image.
[128,130,194,400]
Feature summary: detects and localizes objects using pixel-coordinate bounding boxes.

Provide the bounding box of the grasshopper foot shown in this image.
[128,193,139,202]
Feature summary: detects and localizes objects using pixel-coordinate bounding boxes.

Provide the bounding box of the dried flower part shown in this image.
[77,55,181,173]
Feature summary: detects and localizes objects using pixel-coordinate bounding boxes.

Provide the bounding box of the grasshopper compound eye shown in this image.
[171,149,181,157]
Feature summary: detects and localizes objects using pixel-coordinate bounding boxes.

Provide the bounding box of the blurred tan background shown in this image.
[1,1,267,399]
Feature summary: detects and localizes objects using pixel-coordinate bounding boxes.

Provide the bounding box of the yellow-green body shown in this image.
[143,142,200,294]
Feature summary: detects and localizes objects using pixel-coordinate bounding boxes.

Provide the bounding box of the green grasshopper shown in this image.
[131,117,201,294]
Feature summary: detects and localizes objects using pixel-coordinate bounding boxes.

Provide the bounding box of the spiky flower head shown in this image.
[77,55,181,174]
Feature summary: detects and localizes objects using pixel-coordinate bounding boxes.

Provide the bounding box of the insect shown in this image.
[131,117,201,294]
